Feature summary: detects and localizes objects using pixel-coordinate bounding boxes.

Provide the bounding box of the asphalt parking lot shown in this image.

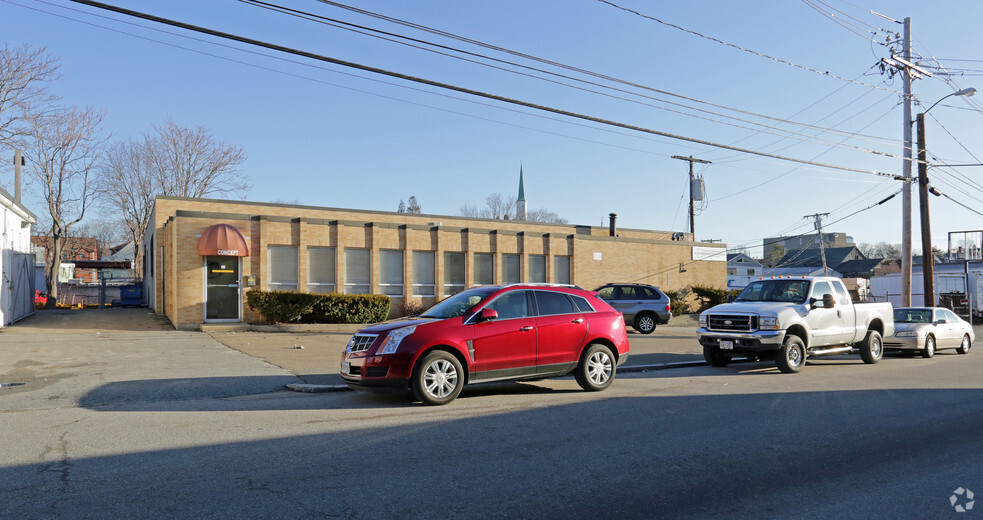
[201,316,706,387]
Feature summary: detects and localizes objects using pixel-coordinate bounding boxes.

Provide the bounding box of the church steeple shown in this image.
[517,165,527,221]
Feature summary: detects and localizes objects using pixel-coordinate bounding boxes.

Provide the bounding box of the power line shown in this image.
[67,0,897,179]
[596,0,902,93]
[802,0,897,45]
[806,0,894,33]
[709,100,899,202]
[4,0,707,158]
[643,189,902,282]
[243,0,901,151]
[936,190,983,218]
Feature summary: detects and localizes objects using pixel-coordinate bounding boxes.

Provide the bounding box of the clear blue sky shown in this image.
[3,0,982,256]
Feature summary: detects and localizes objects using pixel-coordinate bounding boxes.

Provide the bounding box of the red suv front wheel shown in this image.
[412,351,465,405]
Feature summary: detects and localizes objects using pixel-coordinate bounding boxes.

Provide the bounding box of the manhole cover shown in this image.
[0,382,27,389]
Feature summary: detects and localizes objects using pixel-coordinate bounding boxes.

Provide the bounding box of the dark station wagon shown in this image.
[341,284,630,405]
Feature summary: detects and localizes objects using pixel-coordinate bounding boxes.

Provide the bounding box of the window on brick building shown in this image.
[503,254,520,284]
[268,246,299,291]
[345,248,370,294]
[474,253,494,286]
[412,251,435,296]
[307,247,336,293]
[443,252,465,295]
[529,255,546,283]
[380,250,404,296]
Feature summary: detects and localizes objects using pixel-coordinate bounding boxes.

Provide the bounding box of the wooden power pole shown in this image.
[671,155,711,236]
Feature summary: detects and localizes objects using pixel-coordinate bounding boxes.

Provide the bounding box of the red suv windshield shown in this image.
[418,287,498,319]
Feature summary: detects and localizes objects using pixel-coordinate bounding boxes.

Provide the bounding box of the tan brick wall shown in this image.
[148,197,726,328]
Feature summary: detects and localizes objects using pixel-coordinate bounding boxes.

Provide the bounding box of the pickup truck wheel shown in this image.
[633,314,657,334]
[776,335,805,373]
[860,330,883,364]
[703,345,731,367]
[575,343,615,391]
[922,335,936,358]
[957,334,972,354]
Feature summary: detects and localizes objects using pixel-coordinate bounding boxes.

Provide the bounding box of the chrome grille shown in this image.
[346,334,378,353]
[706,314,757,332]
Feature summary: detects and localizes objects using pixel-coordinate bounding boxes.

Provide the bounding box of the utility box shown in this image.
[118,284,143,307]
[691,178,705,201]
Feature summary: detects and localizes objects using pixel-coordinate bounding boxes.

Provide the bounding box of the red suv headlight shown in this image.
[378,326,417,355]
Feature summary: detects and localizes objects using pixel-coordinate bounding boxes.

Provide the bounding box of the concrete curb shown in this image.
[284,359,710,393]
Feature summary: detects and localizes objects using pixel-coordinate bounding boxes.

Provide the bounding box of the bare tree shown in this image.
[0,44,60,151]
[858,242,901,260]
[23,105,105,306]
[150,118,249,198]
[459,192,566,223]
[75,218,127,258]
[459,193,516,220]
[526,208,568,224]
[101,118,249,277]
[100,138,157,277]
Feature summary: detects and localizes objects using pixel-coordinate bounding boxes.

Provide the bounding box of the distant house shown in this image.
[836,258,888,278]
[774,246,864,270]
[30,236,100,283]
[763,232,852,260]
[101,242,136,281]
[1,184,37,326]
[726,253,763,290]
[764,267,844,278]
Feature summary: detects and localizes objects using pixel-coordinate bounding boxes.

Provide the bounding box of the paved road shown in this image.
[2,309,982,519]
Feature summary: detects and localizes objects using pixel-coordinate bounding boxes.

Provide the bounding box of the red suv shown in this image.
[341,284,630,405]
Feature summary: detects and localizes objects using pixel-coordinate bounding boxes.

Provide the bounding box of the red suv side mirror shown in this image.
[477,308,499,323]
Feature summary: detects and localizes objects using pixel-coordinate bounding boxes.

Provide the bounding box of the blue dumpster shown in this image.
[118,284,143,307]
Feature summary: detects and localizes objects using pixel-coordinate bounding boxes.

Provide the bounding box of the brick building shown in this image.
[144,196,727,330]
[30,235,99,283]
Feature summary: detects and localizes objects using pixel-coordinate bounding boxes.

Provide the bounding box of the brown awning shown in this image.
[198,224,249,257]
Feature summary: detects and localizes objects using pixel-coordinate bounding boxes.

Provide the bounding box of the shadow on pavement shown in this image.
[7,388,983,519]
[4,307,173,333]
[78,375,302,409]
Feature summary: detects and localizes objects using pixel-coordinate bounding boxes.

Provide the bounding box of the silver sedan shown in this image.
[885,307,974,358]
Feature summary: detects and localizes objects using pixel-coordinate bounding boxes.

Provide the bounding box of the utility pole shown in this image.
[671,155,711,236]
[880,15,935,307]
[806,213,830,275]
[917,112,935,307]
[900,16,913,308]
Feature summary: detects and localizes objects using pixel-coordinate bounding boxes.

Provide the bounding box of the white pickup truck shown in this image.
[697,276,894,373]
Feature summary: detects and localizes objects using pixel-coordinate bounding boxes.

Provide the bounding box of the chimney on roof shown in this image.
[609,213,617,237]
[14,150,24,203]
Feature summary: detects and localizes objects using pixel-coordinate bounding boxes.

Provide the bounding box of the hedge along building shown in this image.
[144,196,727,330]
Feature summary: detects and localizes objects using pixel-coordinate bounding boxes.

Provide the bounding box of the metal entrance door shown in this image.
[204,256,240,321]
[8,253,35,325]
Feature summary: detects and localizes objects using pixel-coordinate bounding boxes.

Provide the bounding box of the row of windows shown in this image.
[267,247,572,296]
